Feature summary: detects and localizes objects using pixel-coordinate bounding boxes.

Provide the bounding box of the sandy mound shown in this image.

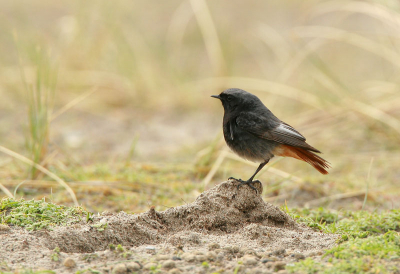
[1,180,338,273]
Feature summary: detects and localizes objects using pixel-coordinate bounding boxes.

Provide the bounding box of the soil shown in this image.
[0,180,338,273]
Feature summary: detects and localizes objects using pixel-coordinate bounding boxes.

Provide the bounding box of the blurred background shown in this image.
[0,0,399,213]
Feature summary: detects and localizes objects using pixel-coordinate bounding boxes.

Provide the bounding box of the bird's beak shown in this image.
[211,95,221,99]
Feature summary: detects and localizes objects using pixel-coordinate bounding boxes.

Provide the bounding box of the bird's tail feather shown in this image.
[274,145,330,174]
[289,146,330,174]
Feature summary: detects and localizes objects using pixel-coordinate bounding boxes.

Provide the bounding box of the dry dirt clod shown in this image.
[224,245,240,254]
[112,263,127,274]
[181,253,196,262]
[243,248,259,257]
[126,262,141,271]
[206,251,217,261]
[208,243,220,250]
[0,224,10,232]
[271,248,286,256]
[293,253,306,260]
[243,255,258,266]
[145,246,156,255]
[143,262,158,270]
[157,254,169,261]
[274,261,286,272]
[162,260,176,269]
[195,255,207,262]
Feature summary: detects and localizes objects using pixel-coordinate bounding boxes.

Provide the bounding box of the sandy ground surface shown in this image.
[0,181,339,273]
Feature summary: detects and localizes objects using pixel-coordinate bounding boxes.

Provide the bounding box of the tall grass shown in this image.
[19,46,58,179]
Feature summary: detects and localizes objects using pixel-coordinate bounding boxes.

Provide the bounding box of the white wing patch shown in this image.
[276,123,305,139]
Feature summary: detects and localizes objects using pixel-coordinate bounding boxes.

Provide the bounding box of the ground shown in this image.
[1,181,399,274]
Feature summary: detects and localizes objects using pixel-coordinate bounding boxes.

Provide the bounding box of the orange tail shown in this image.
[273,145,331,174]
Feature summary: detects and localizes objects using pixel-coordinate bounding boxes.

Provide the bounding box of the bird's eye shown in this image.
[227,95,233,102]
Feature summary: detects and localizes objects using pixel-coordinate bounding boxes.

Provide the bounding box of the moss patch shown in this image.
[285,207,400,274]
[0,198,87,230]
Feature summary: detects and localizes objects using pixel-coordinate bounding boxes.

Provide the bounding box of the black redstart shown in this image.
[212,88,330,192]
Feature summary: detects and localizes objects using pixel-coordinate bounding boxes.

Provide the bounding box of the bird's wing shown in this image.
[236,112,321,153]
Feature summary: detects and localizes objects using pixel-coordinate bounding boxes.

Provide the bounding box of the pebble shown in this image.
[143,262,158,270]
[389,256,400,261]
[196,255,207,262]
[145,246,156,255]
[112,263,127,274]
[243,255,258,266]
[214,248,223,254]
[172,256,182,261]
[126,262,141,271]
[63,257,76,268]
[169,268,181,274]
[157,255,170,261]
[271,248,286,256]
[264,262,274,269]
[206,251,217,261]
[208,243,220,250]
[181,253,196,262]
[261,258,274,263]
[224,246,240,255]
[0,224,10,231]
[274,261,286,272]
[308,250,323,256]
[293,253,305,260]
[216,253,225,262]
[244,248,259,257]
[99,218,107,224]
[162,260,176,269]
[269,256,279,261]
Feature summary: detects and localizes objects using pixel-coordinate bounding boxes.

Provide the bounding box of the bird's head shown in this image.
[211,88,261,112]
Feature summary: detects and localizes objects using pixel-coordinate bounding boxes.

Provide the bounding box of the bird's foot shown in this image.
[228,177,260,194]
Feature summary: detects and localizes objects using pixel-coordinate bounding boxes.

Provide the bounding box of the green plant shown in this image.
[15,42,59,179]
[51,247,60,262]
[0,198,87,230]
[116,244,124,252]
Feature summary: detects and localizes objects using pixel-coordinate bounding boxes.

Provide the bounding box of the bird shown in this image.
[211,88,330,192]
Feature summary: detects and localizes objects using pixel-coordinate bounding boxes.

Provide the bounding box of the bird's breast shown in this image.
[223,119,277,162]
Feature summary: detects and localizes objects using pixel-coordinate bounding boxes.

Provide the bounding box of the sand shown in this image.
[0,180,338,273]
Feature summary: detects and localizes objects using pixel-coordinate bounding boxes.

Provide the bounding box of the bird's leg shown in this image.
[228,160,269,193]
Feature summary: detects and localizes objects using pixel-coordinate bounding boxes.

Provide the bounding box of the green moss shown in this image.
[286,208,400,274]
[285,207,400,238]
[0,198,87,230]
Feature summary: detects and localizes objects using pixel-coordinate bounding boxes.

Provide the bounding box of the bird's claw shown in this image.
[228,177,259,194]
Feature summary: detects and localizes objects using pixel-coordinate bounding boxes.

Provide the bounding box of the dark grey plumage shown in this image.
[212,88,330,192]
